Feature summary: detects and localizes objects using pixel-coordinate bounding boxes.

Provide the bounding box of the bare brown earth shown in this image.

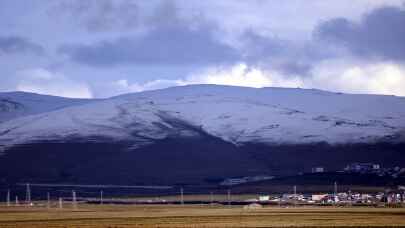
[1,203,405,227]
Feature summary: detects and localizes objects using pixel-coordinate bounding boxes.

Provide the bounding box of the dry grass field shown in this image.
[0,203,405,227]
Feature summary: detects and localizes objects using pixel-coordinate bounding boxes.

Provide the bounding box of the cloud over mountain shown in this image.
[315,6,405,62]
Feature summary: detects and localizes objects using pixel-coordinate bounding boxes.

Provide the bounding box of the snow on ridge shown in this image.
[1,85,405,151]
[0,91,96,123]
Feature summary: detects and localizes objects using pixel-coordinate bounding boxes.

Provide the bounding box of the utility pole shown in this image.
[180,188,184,205]
[15,196,19,206]
[100,190,103,205]
[6,189,10,207]
[72,190,77,209]
[47,192,50,209]
[227,189,231,206]
[26,183,31,205]
[334,181,338,205]
[402,190,405,203]
[294,185,297,207]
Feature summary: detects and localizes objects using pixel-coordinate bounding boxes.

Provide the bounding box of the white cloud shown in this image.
[104,62,405,98]
[99,78,184,97]
[104,63,304,96]
[16,68,93,98]
[310,62,405,96]
[185,63,304,88]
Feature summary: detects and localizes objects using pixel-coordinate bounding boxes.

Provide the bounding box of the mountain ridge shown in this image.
[1,84,405,151]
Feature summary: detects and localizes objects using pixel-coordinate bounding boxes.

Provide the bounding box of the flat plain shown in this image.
[0,203,405,227]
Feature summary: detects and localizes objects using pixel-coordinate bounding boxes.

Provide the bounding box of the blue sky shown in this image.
[1,0,405,98]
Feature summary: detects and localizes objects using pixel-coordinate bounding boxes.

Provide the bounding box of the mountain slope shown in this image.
[1,85,405,150]
[0,91,95,123]
[0,85,404,185]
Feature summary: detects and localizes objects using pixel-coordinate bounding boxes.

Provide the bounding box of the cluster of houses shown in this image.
[236,162,405,206]
[311,162,405,179]
[343,162,405,178]
[221,163,405,187]
[248,190,405,205]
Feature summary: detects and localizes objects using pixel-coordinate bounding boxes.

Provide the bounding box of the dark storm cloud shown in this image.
[55,0,356,76]
[52,0,139,32]
[240,30,333,76]
[240,30,287,60]
[58,1,239,67]
[315,5,405,62]
[0,36,44,55]
[276,61,312,76]
[147,0,182,29]
[58,17,323,74]
[59,25,239,66]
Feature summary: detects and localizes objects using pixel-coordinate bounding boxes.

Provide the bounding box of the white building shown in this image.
[259,195,270,201]
[311,194,328,201]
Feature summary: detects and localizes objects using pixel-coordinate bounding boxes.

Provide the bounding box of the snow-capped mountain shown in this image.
[0,85,405,150]
[0,85,404,185]
[0,91,94,124]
